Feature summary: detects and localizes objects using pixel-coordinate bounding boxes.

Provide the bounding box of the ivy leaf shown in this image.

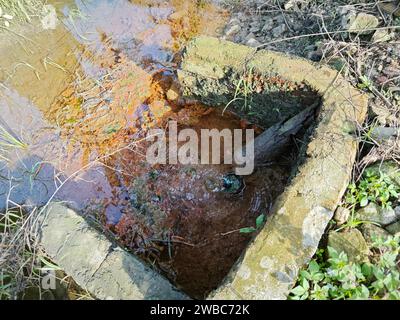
[255,214,265,229]
[239,227,256,234]
[308,260,320,273]
[360,196,369,207]
[291,285,306,296]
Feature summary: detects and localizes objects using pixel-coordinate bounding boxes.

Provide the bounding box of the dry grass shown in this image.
[0,0,45,23]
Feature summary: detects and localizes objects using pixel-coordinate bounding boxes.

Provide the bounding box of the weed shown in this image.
[345,169,400,210]
[289,235,400,300]
[223,67,256,114]
[0,125,27,150]
[358,75,374,92]
[239,213,265,234]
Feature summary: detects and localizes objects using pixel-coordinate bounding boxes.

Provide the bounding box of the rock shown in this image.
[378,1,400,17]
[334,206,351,226]
[262,19,274,32]
[284,0,310,10]
[228,17,241,26]
[370,126,400,142]
[348,13,379,35]
[385,220,400,234]
[249,21,261,33]
[40,4,58,30]
[356,202,399,226]
[372,29,392,43]
[225,24,241,37]
[370,101,399,125]
[328,229,370,263]
[271,24,287,38]
[340,6,357,29]
[360,223,392,243]
[166,83,180,102]
[244,32,256,41]
[246,38,261,48]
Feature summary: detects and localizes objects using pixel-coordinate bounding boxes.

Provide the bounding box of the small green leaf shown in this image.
[360,197,369,207]
[239,227,256,234]
[308,260,320,273]
[291,285,306,296]
[255,214,265,229]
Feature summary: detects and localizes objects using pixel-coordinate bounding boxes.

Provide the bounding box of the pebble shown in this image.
[334,206,350,226]
[225,24,241,37]
[272,24,287,38]
[247,38,261,47]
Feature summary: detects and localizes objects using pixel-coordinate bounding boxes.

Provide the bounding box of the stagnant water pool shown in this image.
[0,0,300,298]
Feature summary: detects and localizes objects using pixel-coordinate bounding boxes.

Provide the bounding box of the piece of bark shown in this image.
[235,101,319,166]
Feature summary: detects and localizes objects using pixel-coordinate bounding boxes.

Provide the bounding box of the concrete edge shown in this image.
[38,202,189,300]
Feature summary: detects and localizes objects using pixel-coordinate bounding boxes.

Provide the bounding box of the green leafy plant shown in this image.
[358,75,373,91]
[223,67,256,114]
[345,169,400,209]
[239,213,265,233]
[289,235,400,300]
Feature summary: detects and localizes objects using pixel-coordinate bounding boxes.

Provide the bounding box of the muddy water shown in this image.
[0,0,293,298]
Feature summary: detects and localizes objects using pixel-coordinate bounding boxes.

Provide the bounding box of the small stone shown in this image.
[284,0,310,10]
[41,4,58,30]
[372,29,392,43]
[225,24,241,37]
[246,38,261,48]
[284,0,295,10]
[261,19,274,32]
[360,223,392,244]
[228,18,241,25]
[356,202,399,226]
[166,84,180,102]
[348,13,379,35]
[370,126,400,142]
[271,24,287,38]
[334,206,351,226]
[385,220,400,235]
[328,229,370,263]
[370,102,398,125]
[341,6,357,29]
[378,2,400,17]
[186,193,195,201]
[244,32,256,41]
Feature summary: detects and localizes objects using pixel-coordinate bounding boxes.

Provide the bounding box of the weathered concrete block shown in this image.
[86,248,186,300]
[38,203,188,300]
[179,36,368,300]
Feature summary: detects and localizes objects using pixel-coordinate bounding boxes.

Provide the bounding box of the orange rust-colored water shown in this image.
[0,0,293,298]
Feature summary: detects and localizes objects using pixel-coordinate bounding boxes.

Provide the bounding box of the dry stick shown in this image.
[255,25,400,50]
